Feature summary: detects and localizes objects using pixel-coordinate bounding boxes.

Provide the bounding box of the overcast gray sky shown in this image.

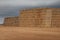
[0,0,60,24]
[0,0,60,17]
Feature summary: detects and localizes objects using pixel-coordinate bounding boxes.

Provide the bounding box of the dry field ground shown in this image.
[0,27,60,40]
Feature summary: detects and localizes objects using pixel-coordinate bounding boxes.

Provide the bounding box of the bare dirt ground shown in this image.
[0,27,60,40]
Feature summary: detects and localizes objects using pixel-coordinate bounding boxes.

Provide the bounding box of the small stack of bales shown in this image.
[4,16,19,27]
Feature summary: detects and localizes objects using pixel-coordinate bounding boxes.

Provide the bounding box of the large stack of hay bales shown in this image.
[19,8,60,27]
[0,8,60,27]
